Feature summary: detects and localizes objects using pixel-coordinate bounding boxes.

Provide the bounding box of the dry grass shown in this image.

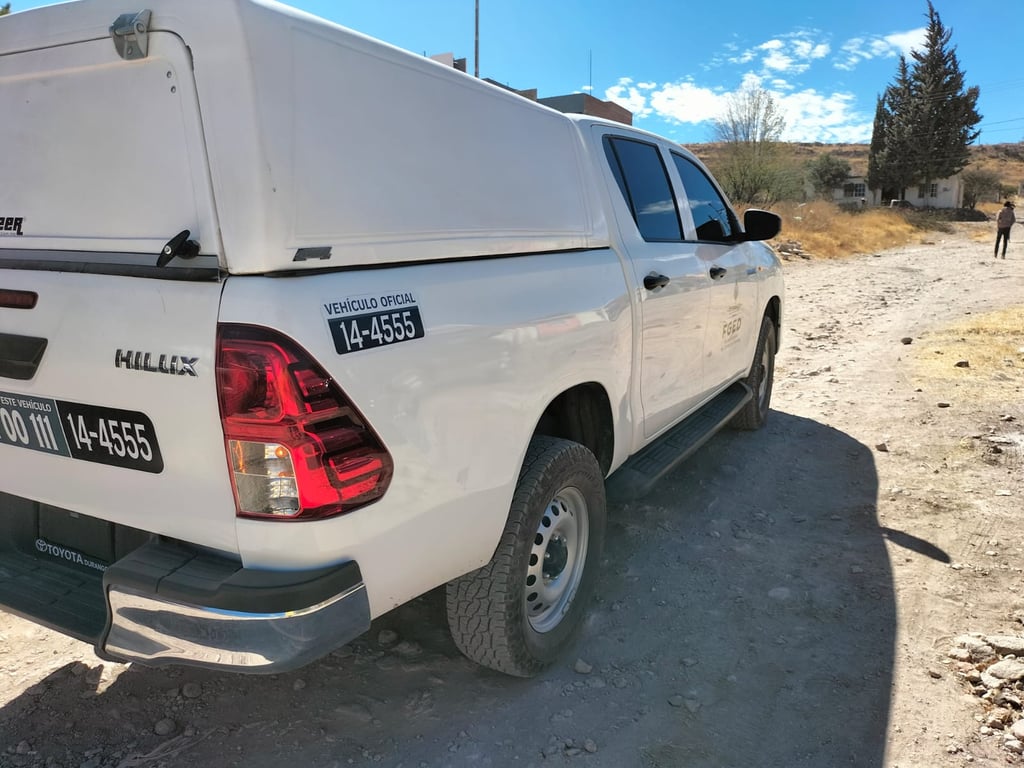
[763,200,923,259]
[910,306,1024,405]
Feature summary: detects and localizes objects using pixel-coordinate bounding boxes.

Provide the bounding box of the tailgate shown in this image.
[0,269,236,553]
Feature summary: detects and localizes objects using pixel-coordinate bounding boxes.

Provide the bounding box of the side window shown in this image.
[603,137,682,241]
[671,153,737,242]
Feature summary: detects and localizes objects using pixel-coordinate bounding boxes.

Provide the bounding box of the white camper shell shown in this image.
[0,0,608,273]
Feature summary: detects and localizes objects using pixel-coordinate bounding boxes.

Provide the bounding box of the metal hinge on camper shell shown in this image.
[110,10,152,61]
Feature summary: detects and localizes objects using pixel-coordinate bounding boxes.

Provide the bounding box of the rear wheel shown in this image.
[731,314,776,430]
[446,436,606,677]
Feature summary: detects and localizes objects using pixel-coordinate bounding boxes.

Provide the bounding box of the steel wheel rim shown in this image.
[524,486,589,633]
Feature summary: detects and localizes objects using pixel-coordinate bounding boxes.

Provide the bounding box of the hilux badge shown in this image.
[114,349,198,377]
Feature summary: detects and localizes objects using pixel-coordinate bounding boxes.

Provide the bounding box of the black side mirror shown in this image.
[743,209,782,241]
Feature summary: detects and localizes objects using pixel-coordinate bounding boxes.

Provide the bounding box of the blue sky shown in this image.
[12,0,1024,145]
[296,0,1024,145]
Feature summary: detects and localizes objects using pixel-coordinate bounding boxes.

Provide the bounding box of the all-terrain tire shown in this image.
[731,314,777,430]
[445,436,606,677]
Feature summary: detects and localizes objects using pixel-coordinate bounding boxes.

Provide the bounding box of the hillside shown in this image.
[683,141,1024,191]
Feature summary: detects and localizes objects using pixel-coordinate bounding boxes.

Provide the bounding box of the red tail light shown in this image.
[216,324,393,520]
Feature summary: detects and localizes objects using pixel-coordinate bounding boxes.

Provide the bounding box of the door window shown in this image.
[604,138,682,241]
[671,154,737,242]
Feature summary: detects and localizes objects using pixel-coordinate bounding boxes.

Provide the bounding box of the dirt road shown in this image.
[2,221,1023,768]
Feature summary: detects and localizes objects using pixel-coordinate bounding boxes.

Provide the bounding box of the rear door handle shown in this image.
[643,273,670,290]
[709,266,727,280]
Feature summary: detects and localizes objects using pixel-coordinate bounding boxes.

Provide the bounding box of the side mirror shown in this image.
[743,209,782,241]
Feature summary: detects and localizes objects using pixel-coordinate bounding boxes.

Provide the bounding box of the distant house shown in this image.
[832,174,964,208]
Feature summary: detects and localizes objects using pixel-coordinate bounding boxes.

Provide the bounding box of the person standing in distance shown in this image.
[995,201,1016,259]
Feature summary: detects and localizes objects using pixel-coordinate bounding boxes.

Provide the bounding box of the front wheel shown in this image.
[446,436,606,677]
[731,314,777,430]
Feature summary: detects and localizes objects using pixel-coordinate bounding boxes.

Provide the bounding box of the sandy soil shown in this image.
[2,221,1023,768]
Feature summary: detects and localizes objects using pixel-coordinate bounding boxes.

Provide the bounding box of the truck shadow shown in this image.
[0,412,901,768]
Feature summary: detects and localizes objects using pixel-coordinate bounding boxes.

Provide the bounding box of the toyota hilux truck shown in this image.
[0,0,783,677]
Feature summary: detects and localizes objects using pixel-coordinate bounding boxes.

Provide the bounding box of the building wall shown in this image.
[538,94,633,126]
[832,175,963,208]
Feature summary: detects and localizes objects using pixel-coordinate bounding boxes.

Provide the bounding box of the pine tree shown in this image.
[908,1,981,185]
[866,2,981,202]
[0,4,11,16]
[869,58,919,200]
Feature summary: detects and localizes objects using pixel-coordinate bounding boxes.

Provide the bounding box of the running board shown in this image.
[607,382,752,503]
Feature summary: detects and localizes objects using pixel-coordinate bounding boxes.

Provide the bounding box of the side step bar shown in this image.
[607,381,751,503]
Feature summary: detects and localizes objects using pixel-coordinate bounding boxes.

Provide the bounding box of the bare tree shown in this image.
[713,86,786,146]
[710,86,798,205]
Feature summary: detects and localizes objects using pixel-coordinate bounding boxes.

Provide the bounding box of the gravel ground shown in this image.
[2,220,1023,768]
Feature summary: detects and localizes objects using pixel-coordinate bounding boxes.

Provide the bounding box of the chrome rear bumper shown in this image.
[99,540,370,673]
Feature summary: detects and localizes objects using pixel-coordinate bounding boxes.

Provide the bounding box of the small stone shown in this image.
[293,679,307,691]
[15,742,30,755]
[986,709,1011,728]
[668,695,685,708]
[981,671,1003,689]
[937,402,951,408]
[988,659,1024,681]
[394,640,423,658]
[681,657,699,667]
[573,659,593,675]
[980,726,993,736]
[987,636,1024,655]
[900,337,913,345]
[541,744,561,758]
[334,702,373,723]
[154,718,176,737]
[875,442,889,452]
[995,490,1013,497]
[850,565,864,575]
[948,648,972,662]
[377,629,399,646]
[181,682,202,699]
[684,699,701,713]
[954,360,970,368]
[928,669,942,679]
[1005,739,1024,755]
[1011,720,1024,741]
[565,748,582,757]
[584,739,598,754]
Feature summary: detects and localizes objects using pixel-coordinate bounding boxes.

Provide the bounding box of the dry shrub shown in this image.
[911,306,1024,406]
[764,201,921,259]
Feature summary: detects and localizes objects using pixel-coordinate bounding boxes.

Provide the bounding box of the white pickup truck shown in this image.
[0,0,783,677]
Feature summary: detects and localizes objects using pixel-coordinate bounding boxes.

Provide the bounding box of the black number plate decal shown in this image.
[328,307,425,355]
[0,390,163,473]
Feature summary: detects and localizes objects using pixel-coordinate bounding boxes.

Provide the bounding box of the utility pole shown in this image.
[474,0,479,78]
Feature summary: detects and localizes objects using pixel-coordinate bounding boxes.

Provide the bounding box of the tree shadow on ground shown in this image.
[0,411,902,768]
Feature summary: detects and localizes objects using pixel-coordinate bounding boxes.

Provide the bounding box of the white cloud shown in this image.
[835,26,926,70]
[627,72,871,143]
[727,32,830,75]
[762,50,795,73]
[645,81,728,125]
[774,89,871,142]
[605,77,653,118]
